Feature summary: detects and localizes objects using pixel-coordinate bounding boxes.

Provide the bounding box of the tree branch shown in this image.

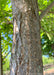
[39,10,54,14]
[7,21,13,25]
[40,1,54,20]
[3,50,11,60]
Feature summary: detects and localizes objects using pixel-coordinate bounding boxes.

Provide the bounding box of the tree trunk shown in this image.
[10,0,43,75]
[0,32,3,75]
[0,32,1,75]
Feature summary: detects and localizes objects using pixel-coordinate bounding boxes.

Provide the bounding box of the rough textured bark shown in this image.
[10,0,43,75]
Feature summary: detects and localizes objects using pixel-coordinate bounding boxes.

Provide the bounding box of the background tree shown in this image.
[0,0,13,74]
[39,0,54,57]
[0,32,2,75]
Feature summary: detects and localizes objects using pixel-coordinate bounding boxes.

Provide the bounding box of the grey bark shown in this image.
[10,0,43,75]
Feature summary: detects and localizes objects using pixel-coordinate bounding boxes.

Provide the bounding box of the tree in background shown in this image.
[0,32,2,75]
[10,0,54,75]
[0,31,3,75]
[0,0,12,74]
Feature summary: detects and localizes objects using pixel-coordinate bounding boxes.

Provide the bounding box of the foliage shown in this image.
[38,0,54,56]
[43,56,54,65]
[0,0,13,71]
[3,55,10,71]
